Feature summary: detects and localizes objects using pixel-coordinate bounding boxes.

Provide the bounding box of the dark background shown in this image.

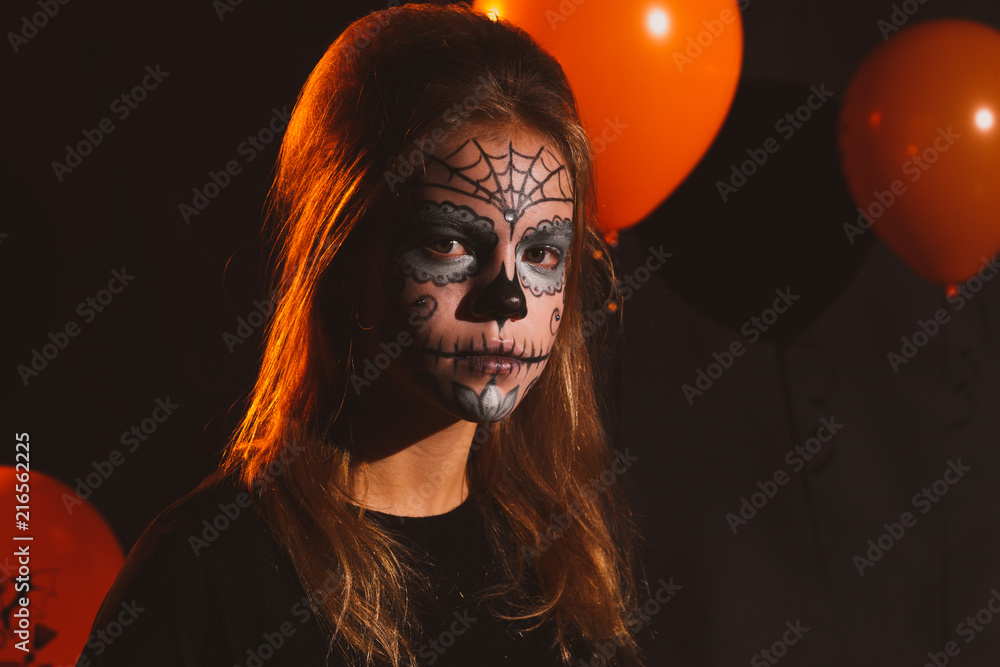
[4,0,1000,665]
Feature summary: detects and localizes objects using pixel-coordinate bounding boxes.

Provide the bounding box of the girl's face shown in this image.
[365,128,575,423]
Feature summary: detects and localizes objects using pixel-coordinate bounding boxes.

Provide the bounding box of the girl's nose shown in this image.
[470,261,527,330]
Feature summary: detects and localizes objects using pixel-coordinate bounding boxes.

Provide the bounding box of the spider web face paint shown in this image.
[422,138,574,238]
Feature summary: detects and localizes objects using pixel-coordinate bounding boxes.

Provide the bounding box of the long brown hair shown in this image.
[219,4,640,665]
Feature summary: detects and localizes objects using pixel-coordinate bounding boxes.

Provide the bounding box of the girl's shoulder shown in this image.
[77,470,336,667]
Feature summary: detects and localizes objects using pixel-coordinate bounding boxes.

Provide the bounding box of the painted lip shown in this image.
[462,354,523,375]
[419,338,551,374]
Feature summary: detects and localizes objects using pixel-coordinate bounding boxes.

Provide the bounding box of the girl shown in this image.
[81,4,642,666]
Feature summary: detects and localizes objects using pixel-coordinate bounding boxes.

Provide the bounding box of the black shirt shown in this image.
[76,473,564,666]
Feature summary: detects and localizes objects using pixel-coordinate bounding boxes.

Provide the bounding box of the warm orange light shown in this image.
[975,107,994,131]
[481,4,502,20]
[945,283,959,298]
[869,110,881,127]
[645,6,670,39]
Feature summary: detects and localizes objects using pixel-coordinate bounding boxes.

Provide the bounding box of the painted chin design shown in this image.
[411,369,528,424]
[452,376,519,422]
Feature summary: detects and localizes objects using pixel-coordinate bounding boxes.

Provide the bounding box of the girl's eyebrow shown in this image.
[410,200,499,239]
[520,222,574,238]
[516,216,574,245]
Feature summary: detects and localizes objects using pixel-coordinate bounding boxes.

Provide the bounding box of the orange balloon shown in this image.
[0,466,124,665]
[474,0,743,236]
[839,19,1000,285]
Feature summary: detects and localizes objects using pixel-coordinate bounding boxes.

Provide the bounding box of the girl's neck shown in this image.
[347,376,478,517]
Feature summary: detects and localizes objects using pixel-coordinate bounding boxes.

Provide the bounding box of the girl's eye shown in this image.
[427,239,468,256]
[522,246,559,269]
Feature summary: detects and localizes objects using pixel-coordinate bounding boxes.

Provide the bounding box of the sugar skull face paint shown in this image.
[380,130,574,423]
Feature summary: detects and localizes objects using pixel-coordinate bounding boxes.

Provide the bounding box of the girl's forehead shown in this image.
[409,132,575,237]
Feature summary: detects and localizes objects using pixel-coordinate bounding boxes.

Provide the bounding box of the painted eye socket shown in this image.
[426,239,470,257]
[521,246,560,269]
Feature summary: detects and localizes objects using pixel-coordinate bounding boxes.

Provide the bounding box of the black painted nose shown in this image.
[471,262,528,330]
